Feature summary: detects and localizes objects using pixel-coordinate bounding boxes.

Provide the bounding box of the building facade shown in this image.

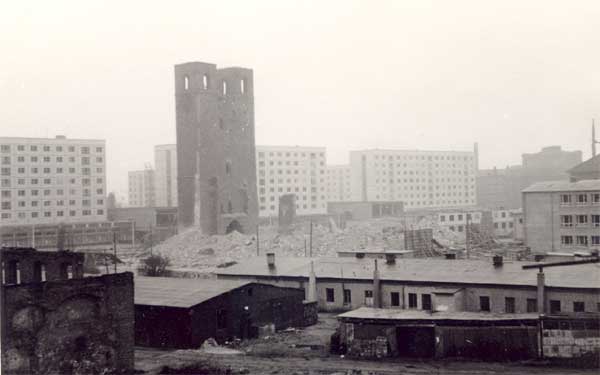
[175,61,258,234]
[256,146,327,217]
[128,169,155,207]
[349,147,477,210]
[154,144,178,207]
[523,180,600,254]
[0,136,107,225]
[326,165,352,202]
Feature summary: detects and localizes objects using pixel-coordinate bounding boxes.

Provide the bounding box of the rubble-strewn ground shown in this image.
[135,314,596,375]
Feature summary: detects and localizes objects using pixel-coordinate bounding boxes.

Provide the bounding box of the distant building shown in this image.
[522,180,600,254]
[175,61,258,234]
[327,201,404,221]
[154,144,178,207]
[256,146,327,217]
[128,169,155,207]
[326,165,352,202]
[477,146,582,209]
[568,155,600,182]
[348,146,478,209]
[0,136,107,225]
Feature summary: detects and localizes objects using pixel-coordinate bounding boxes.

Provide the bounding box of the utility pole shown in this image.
[150,224,153,257]
[304,237,307,257]
[256,225,260,256]
[113,231,117,273]
[309,220,313,257]
[593,119,598,157]
[465,212,470,259]
[131,219,135,248]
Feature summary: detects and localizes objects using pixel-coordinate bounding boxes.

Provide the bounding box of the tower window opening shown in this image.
[240,79,245,94]
[203,74,208,90]
[184,76,189,90]
[222,81,227,95]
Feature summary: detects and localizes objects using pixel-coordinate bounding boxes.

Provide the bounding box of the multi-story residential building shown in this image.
[256,146,327,217]
[154,144,177,207]
[349,146,478,209]
[128,169,155,207]
[477,146,582,209]
[523,180,600,254]
[0,136,107,225]
[326,165,352,202]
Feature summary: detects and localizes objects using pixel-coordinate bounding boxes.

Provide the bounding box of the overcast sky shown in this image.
[1,1,599,199]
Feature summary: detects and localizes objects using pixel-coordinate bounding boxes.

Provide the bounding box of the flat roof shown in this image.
[522,179,600,193]
[134,277,250,308]
[216,256,600,289]
[337,250,414,255]
[338,307,539,322]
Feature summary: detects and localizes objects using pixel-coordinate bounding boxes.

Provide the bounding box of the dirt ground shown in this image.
[135,314,597,375]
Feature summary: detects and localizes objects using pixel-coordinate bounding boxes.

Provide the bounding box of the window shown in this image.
[408,293,417,308]
[573,301,585,312]
[364,290,373,306]
[184,75,189,90]
[202,74,208,90]
[592,215,600,227]
[216,309,227,329]
[550,300,561,313]
[576,236,588,247]
[592,236,600,246]
[592,193,600,204]
[561,236,573,246]
[560,194,571,205]
[421,294,432,311]
[391,292,400,307]
[343,289,351,305]
[240,78,245,94]
[576,215,588,226]
[526,298,537,313]
[326,288,335,303]
[560,215,573,227]
[505,297,515,313]
[576,194,587,205]
[479,296,490,312]
[222,80,227,95]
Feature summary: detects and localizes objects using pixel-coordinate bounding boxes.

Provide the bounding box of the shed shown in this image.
[134,277,310,348]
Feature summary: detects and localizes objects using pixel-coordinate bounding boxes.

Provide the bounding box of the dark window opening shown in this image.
[216,309,228,329]
[364,290,373,306]
[573,301,585,312]
[408,293,417,308]
[550,300,561,314]
[421,294,432,311]
[391,292,400,307]
[505,297,515,313]
[326,288,335,302]
[247,287,253,297]
[33,261,46,282]
[227,200,232,214]
[526,298,537,313]
[6,260,19,284]
[343,289,351,305]
[479,296,490,312]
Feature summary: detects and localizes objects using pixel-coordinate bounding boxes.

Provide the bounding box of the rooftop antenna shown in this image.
[593,119,598,157]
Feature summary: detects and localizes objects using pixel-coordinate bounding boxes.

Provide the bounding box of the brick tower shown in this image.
[175,62,258,234]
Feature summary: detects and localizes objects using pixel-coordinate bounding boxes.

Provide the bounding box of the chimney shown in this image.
[266,253,275,268]
[307,261,317,302]
[385,254,396,265]
[493,255,503,267]
[373,259,381,308]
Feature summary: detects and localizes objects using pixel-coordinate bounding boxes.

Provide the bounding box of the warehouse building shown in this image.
[216,255,600,315]
[134,277,316,348]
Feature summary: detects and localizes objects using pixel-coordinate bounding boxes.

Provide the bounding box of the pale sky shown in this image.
[1,0,599,200]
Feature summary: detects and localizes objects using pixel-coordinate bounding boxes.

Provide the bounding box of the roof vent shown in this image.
[266,253,275,268]
[493,255,503,267]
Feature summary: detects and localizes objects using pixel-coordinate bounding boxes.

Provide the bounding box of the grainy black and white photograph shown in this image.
[1,1,599,374]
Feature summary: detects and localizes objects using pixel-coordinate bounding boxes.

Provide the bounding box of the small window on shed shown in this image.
[391,292,400,307]
[184,76,189,90]
[326,288,335,302]
[203,74,208,90]
[479,296,490,312]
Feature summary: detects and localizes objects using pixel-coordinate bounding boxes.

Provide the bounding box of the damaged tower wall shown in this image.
[175,61,258,234]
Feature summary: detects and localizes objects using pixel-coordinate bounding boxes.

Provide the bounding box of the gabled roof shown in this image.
[216,256,600,289]
[568,155,600,175]
[134,277,250,308]
[522,179,600,193]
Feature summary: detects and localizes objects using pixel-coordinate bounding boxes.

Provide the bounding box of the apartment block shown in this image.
[154,144,177,207]
[256,146,327,217]
[326,165,352,202]
[128,169,155,207]
[349,147,477,209]
[523,180,600,254]
[0,136,107,225]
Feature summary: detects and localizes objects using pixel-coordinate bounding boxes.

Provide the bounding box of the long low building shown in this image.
[216,255,600,315]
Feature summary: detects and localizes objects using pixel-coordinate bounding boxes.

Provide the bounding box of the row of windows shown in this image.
[1,198,104,210]
[1,167,103,176]
[369,154,474,162]
[560,193,600,205]
[0,209,105,219]
[2,155,103,164]
[258,151,325,159]
[259,203,325,211]
[183,74,246,96]
[561,235,600,246]
[560,214,600,227]
[1,177,103,187]
[1,145,103,153]
[1,188,103,198]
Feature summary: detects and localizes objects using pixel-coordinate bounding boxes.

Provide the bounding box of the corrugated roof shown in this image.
[522,179,600,193]
[216,256,600,289]
[134,277,250,308]
[337,307,539,321]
